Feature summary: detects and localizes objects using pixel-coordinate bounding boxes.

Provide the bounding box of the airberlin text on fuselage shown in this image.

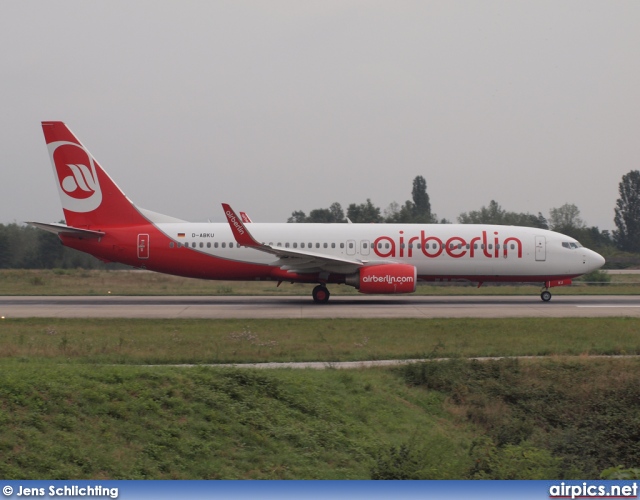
[373,230,523,259]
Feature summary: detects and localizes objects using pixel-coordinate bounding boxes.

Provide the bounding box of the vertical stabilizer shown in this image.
[42,121,146,228]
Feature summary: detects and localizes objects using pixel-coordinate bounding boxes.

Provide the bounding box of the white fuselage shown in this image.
[154,222,604,281]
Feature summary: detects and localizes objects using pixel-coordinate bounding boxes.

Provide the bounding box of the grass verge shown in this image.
[1,317,639,364]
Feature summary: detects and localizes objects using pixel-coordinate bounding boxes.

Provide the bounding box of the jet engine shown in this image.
[345,264,417,294]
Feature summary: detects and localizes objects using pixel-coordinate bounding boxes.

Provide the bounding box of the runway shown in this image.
[2,295,640,319]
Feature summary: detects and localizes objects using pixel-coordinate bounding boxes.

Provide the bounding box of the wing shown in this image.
[221,203,369,274]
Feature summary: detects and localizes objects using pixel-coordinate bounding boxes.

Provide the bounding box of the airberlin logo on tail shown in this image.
[48,141,102,213]
[61,164,98,197]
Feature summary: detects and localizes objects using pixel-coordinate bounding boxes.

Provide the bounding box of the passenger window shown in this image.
[199,242,203,248]
[192,242,196,248]
[221,242,226,248]
[229,243,234,248]
[349,242,354,249]
[207,242,211,248]
[285,243,290,248]
[331,243,336,249]
[340,243,345,249]
[363,243,368,249]
[169,242,174,248]
[293,243,298,248]
[323,243,327,248]
[214,242,218,248]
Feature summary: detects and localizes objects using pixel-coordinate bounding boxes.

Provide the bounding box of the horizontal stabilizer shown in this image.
[27,222,105,239]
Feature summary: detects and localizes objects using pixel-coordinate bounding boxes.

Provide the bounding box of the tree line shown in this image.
[288,176,441,225]
[288,172,640,266]
[0,223,112,270]
[2,172,640,269]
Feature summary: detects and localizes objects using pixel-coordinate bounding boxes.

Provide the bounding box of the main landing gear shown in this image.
[312,285,330,304]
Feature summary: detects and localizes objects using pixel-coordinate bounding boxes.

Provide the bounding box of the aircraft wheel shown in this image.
[312,285,330,304]
[541,290,552,302]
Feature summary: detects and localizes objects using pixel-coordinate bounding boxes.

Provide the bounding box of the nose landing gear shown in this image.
[540,279,572,302]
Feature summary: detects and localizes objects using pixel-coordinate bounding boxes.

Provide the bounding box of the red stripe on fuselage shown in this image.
[60,225,316,282]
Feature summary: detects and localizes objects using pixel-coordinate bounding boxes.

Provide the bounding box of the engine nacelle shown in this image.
[345,264,417,294]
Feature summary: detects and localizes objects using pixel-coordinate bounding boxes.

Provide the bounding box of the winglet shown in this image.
[222,203,261,247]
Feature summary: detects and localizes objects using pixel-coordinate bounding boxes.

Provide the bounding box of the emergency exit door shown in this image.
[535,236,546,261]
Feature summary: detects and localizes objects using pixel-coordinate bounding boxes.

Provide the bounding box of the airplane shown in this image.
[29,121,606,304]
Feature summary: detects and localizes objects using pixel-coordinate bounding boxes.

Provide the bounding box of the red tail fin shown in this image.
[42,121,146,229]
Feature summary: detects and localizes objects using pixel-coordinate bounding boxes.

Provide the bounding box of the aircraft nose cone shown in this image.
[590,250,606,271]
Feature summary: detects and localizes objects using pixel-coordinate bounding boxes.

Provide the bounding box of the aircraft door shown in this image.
[535,236,546,261]
[137,234,150,259]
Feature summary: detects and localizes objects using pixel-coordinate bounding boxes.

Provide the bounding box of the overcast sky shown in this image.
[2,1,639,231]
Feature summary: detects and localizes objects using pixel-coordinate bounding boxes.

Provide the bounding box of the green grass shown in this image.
[1,269,639,296]
[0,364,471,479]
[400,357,640,478]
[0,358,638,479]
[1,313,639,479]
[1,317,639,364]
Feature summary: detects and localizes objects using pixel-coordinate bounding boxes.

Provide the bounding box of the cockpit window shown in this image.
[562,241,582,249]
